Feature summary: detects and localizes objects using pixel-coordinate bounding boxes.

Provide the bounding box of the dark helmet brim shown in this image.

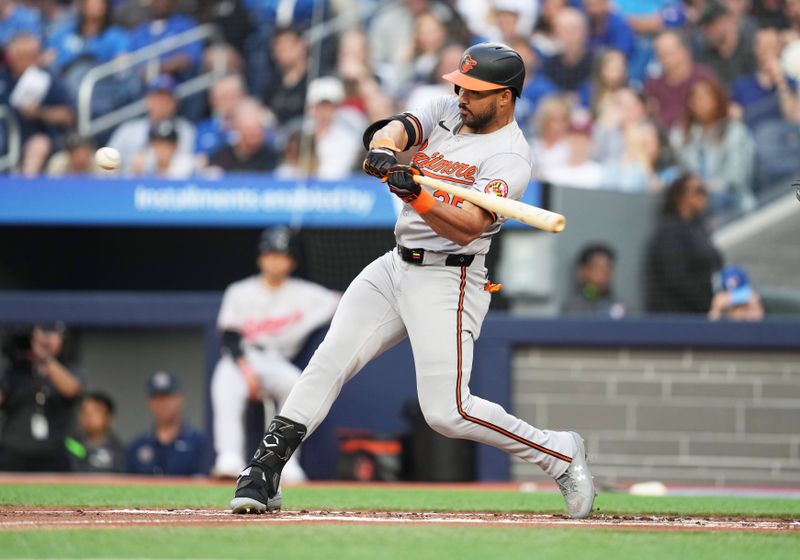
[441,69,509,93]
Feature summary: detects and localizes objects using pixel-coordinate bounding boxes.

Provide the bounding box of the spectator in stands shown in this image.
[584,48,629,117]
[194,74,246,158]
[367,0,441,94]
[563,243,626,318]
[336,28,395,124]
[262,26,308,125]
[510,36,558,136]
[534,98,605,189]
[732,27,800,189]
[599,105,665,192]
[532,0,567,57]
[584,0,637,60]
[0,33,74,176]
[274,124,319,179]
[210,226,339,479]
[708,264,765,321]
[406,43,465,112]
[130,118,195,178]
[44,0,131,76]
[531,95,573,180]
[723,0,759,42]
[695,0,756,86]
[485,0,537,45]
[542,7,594,93]
[306,76,367,180]
[46,132,103,176]
[0,1,42,48]
[669,78,756,216]
[645,31,717,127]
[0,323,82,472]
[67,391,126,473]
[207,98,279,173]
[403,10,453,88]
[128,0,202,81]
[610,0,686,81]
[126,370,206,476]
[645,174,723,314]
[593,87,648,159]
[107,74,196,174]
[732,28,800,131]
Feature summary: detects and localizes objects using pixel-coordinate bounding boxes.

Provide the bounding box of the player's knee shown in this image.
[420,403,463,439]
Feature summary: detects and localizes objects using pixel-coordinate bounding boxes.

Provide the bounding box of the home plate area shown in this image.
[1,507,798,532]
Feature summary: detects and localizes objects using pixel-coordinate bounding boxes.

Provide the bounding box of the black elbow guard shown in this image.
[221,330,244,360]
[362,114,421,152]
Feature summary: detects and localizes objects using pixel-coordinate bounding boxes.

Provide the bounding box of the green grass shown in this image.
[1,525,798,560]
[1,483,799,518]
[1,482,798,559]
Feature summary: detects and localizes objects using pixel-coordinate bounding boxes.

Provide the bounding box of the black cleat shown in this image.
[230,465,281,514]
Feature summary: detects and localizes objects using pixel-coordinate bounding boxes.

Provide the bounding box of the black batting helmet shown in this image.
[442,42,525,98]
[257,226,297,257]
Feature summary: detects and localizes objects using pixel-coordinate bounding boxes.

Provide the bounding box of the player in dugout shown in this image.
[230,43,597,519]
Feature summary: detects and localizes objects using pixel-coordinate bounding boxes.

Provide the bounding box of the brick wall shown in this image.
[511,347,800,486]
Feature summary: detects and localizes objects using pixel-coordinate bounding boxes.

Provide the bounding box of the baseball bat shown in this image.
[412,175,566,233]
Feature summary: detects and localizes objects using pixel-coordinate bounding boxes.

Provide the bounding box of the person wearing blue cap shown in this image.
[106,73,196,174]
[125,370,207,476]
[708,265,764,321]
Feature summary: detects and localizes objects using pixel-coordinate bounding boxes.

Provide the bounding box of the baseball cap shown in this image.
[306,76,344,106]
[258,226,294,256]
[698,0,727,26]
[149,119,179,142]
[146,370,181,396]
[147,74,177,95]
[717,265,752,307]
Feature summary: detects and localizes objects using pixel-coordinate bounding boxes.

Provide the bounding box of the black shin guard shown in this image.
[249,416,307,489]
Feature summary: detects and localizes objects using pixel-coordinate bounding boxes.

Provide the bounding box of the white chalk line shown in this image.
[1,509,798,531]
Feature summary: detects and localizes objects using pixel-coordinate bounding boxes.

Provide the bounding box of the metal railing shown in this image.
[0,106,22,173]
[77,23,228,138]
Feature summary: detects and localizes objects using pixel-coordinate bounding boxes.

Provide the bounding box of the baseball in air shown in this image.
[781,40,800,79]
[94,147,121,171]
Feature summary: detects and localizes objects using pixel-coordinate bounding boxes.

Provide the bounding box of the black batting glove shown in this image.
[363,146,398,179]
[386,164,423,202]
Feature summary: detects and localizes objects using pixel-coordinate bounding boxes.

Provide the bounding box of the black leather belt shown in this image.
[397,245,475,267]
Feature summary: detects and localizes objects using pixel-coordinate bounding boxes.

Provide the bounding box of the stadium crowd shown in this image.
[2,1,800,216]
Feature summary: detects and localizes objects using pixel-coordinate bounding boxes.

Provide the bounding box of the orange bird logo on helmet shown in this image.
[460,54,478,73]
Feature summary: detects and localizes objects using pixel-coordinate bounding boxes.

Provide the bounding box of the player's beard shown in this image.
[459,102,496,132]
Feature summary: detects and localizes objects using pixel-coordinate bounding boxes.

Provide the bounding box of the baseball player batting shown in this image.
[231,43,596,519]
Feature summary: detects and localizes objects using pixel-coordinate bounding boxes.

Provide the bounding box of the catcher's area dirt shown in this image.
[1,507,798,532]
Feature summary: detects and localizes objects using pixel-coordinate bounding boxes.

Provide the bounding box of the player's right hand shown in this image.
[362,146,398,179]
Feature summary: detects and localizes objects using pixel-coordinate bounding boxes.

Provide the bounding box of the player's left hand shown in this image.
[386,164,423,203]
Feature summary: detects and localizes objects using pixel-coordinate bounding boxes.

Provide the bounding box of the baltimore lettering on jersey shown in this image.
[412,140,477,186]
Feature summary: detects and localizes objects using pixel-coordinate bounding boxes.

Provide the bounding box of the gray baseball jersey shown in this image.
[396,96,532,254]
[217,276,340,360]
[279,95,577,480]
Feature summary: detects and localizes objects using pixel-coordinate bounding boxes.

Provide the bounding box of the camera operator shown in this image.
[0,323,82,472]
